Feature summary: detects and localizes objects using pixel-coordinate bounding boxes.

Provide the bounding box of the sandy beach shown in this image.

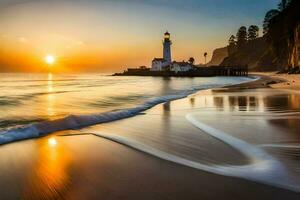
[268,74,300,92]
[253,72,300,91]
[1,74,300,200]
[1,0,300,199]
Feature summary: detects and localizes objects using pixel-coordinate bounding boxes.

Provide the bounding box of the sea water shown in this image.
[0,73,254,144]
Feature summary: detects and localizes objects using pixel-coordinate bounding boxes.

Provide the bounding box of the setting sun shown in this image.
[48,137,57,146]
[45,55,55,65]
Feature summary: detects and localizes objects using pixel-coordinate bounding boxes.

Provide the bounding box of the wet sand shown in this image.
[1,76,300,199]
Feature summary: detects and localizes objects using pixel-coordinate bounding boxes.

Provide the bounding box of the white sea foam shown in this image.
[186,113,300,192]
[89,115,300,193]
[0,94,185,145]
[0,76,259,145]
[258,144,300,149]
[5,75,295,191]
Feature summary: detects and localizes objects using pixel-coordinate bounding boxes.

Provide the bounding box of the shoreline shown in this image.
[0,76,256,146]
[247,72,300,91]
[0,73,295,147]
[0,73,300,199]
[225,73,284,89]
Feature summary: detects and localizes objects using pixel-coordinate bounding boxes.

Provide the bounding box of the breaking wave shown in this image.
[0,94,184,144]
[0,76,258,145]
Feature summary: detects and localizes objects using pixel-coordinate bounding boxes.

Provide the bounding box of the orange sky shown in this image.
[0,0,277,73]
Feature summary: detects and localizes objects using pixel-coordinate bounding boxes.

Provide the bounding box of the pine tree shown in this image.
[248,25,259,40]
[228,35,237,55]
[236,26,247,48]
[278,0,291,11]
[263,9,280,35]
[278,0,287,11]
[229,35,236,45]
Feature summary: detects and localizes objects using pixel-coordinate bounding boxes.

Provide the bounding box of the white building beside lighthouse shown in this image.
[151,31,172,71]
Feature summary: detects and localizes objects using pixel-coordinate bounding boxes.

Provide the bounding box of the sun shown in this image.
[45,55,55,65]
[48,137,57,146]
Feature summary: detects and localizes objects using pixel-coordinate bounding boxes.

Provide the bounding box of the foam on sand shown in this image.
[79,112,300,193]
[185,113,300,192]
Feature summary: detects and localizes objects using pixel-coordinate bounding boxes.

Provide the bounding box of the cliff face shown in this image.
[266,0,300,70]
[220,0,300,72]
[207,47,228,66]
[220,37,276,71]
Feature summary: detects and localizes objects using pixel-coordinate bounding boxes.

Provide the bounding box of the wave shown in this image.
[88,94,150,108]
[259,144,300,149]
[259,143,300,162]
[78,113,300,192]
[0,76,258,145]
[0,92,189,145]
[0,90,81,108]
[0,118,46,129]
[185,113,300,192]
[0,97,22,107]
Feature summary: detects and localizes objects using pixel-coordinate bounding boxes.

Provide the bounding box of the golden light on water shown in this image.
[45,55,55,65]
[22,137,72,199]
[47,73,55,117]
[47,73,53,92]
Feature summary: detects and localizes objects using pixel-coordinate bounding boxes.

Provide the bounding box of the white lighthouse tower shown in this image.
[151,31,173,71]
[163,31,172,63]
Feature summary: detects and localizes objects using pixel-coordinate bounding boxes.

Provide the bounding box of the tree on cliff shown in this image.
[263,9,280,35]
[236,26,248,48]
[229,35,236,45]
[278,0,292,11]
[221,0,300,71]
[248,25,259,41]
[228,35,237,55]
[264,1,292,35]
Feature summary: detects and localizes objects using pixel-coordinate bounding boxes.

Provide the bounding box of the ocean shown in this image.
[2,73,300,197]
[0,73,254,144]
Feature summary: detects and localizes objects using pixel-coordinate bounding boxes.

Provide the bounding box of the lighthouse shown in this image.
[150,31,194,72]
[163,31,172,63]
[151,31,173,71]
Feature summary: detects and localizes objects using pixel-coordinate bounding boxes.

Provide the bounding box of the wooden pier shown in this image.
[211,66,249,76]
[114,65,249,77]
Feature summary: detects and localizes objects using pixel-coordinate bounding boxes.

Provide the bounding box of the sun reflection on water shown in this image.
[47,73,53,92]
[47,73,55,117]
[22,136,72,199]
